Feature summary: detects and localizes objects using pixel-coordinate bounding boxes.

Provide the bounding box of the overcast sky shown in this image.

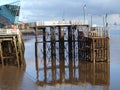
[19,0,120,25]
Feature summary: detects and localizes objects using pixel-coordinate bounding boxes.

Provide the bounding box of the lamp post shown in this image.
[103,15,105,27]
[99,15,105,27]
[88,14,93,27]
[91,15,92,27]
[83,4,86,24]
[90,14,92,27]
[105,13,108,27]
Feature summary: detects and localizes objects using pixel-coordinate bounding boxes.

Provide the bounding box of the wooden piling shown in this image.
[68,26,73,83]
[43,27,47,83]
[50,26,56,84]
[13,36,20,67]
[35,23,39,70]
[0,40,3,67]
[68,26,73,60]
[59,26,65,83]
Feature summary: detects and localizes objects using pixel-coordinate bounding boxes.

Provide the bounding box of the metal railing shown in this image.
[0,29,20,35]
[88,27,110,37]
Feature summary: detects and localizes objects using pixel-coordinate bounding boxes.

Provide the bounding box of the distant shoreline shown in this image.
[20,29,43,35]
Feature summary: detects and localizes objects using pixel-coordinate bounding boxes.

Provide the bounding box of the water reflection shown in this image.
[0,66,24,90]
[33,26,110,89]
[36,59,110,88]
[22,29,120,90]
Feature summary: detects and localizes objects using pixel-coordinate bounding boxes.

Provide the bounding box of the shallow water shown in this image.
[0,29,120,90]
[23,29,120,90]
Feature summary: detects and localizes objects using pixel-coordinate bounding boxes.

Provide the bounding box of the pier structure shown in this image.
[21,21,110,87]
[0,29,25,67]
[31,21,110,70]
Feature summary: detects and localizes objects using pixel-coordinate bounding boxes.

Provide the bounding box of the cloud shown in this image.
[87,0,120,14]
[19,0,120,23]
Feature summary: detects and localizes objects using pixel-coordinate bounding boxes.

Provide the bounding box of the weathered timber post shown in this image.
[13,36,20,67]
[50,26,56,84]
[68,26,73,83]
[43,27,47,83]
[72,26,76,61]
[0,40,3,67]
[107,37,110,62]
[17,33,26,67]
[35,22,39,70]
[78,26,85,61]
[59,26,65,83]
[92,39,95,64]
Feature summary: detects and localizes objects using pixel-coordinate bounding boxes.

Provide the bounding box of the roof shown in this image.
[0,0,20,6]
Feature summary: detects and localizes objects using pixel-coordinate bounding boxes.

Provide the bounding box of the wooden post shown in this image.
[68,26,73,60]
[78,26,85,61]
[50,26,56,84]
[73,26,76,61]
[93,62,95,85]
[68,26,73,83]
[43,27,47,83]
[0,40,4,67]
[72,26,76,79]
[35,22,39,70]
[59,26,65,83]
[93,39,95,64]
[102,38,104,60]
[104,38,106,61]
[107,37,110,62]
[17,34,25,67]
[13,36,19,67]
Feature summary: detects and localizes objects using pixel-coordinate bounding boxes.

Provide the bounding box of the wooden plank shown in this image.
[13,36,20,67]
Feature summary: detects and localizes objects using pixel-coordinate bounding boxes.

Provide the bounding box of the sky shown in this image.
[19,0,120,25]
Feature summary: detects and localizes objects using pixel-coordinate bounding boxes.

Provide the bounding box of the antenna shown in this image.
[62,11,65,21]
[105,13,108,27]
[83,4,87,24]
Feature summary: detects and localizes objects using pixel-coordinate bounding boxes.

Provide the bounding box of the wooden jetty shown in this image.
[30,21,110,68]
[0,29,25,67]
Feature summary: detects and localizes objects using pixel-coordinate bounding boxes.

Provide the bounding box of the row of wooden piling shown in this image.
[34,24,110,87]
[35,25,110,70]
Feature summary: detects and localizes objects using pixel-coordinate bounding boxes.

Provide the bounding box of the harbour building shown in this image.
[0,0,20,28]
